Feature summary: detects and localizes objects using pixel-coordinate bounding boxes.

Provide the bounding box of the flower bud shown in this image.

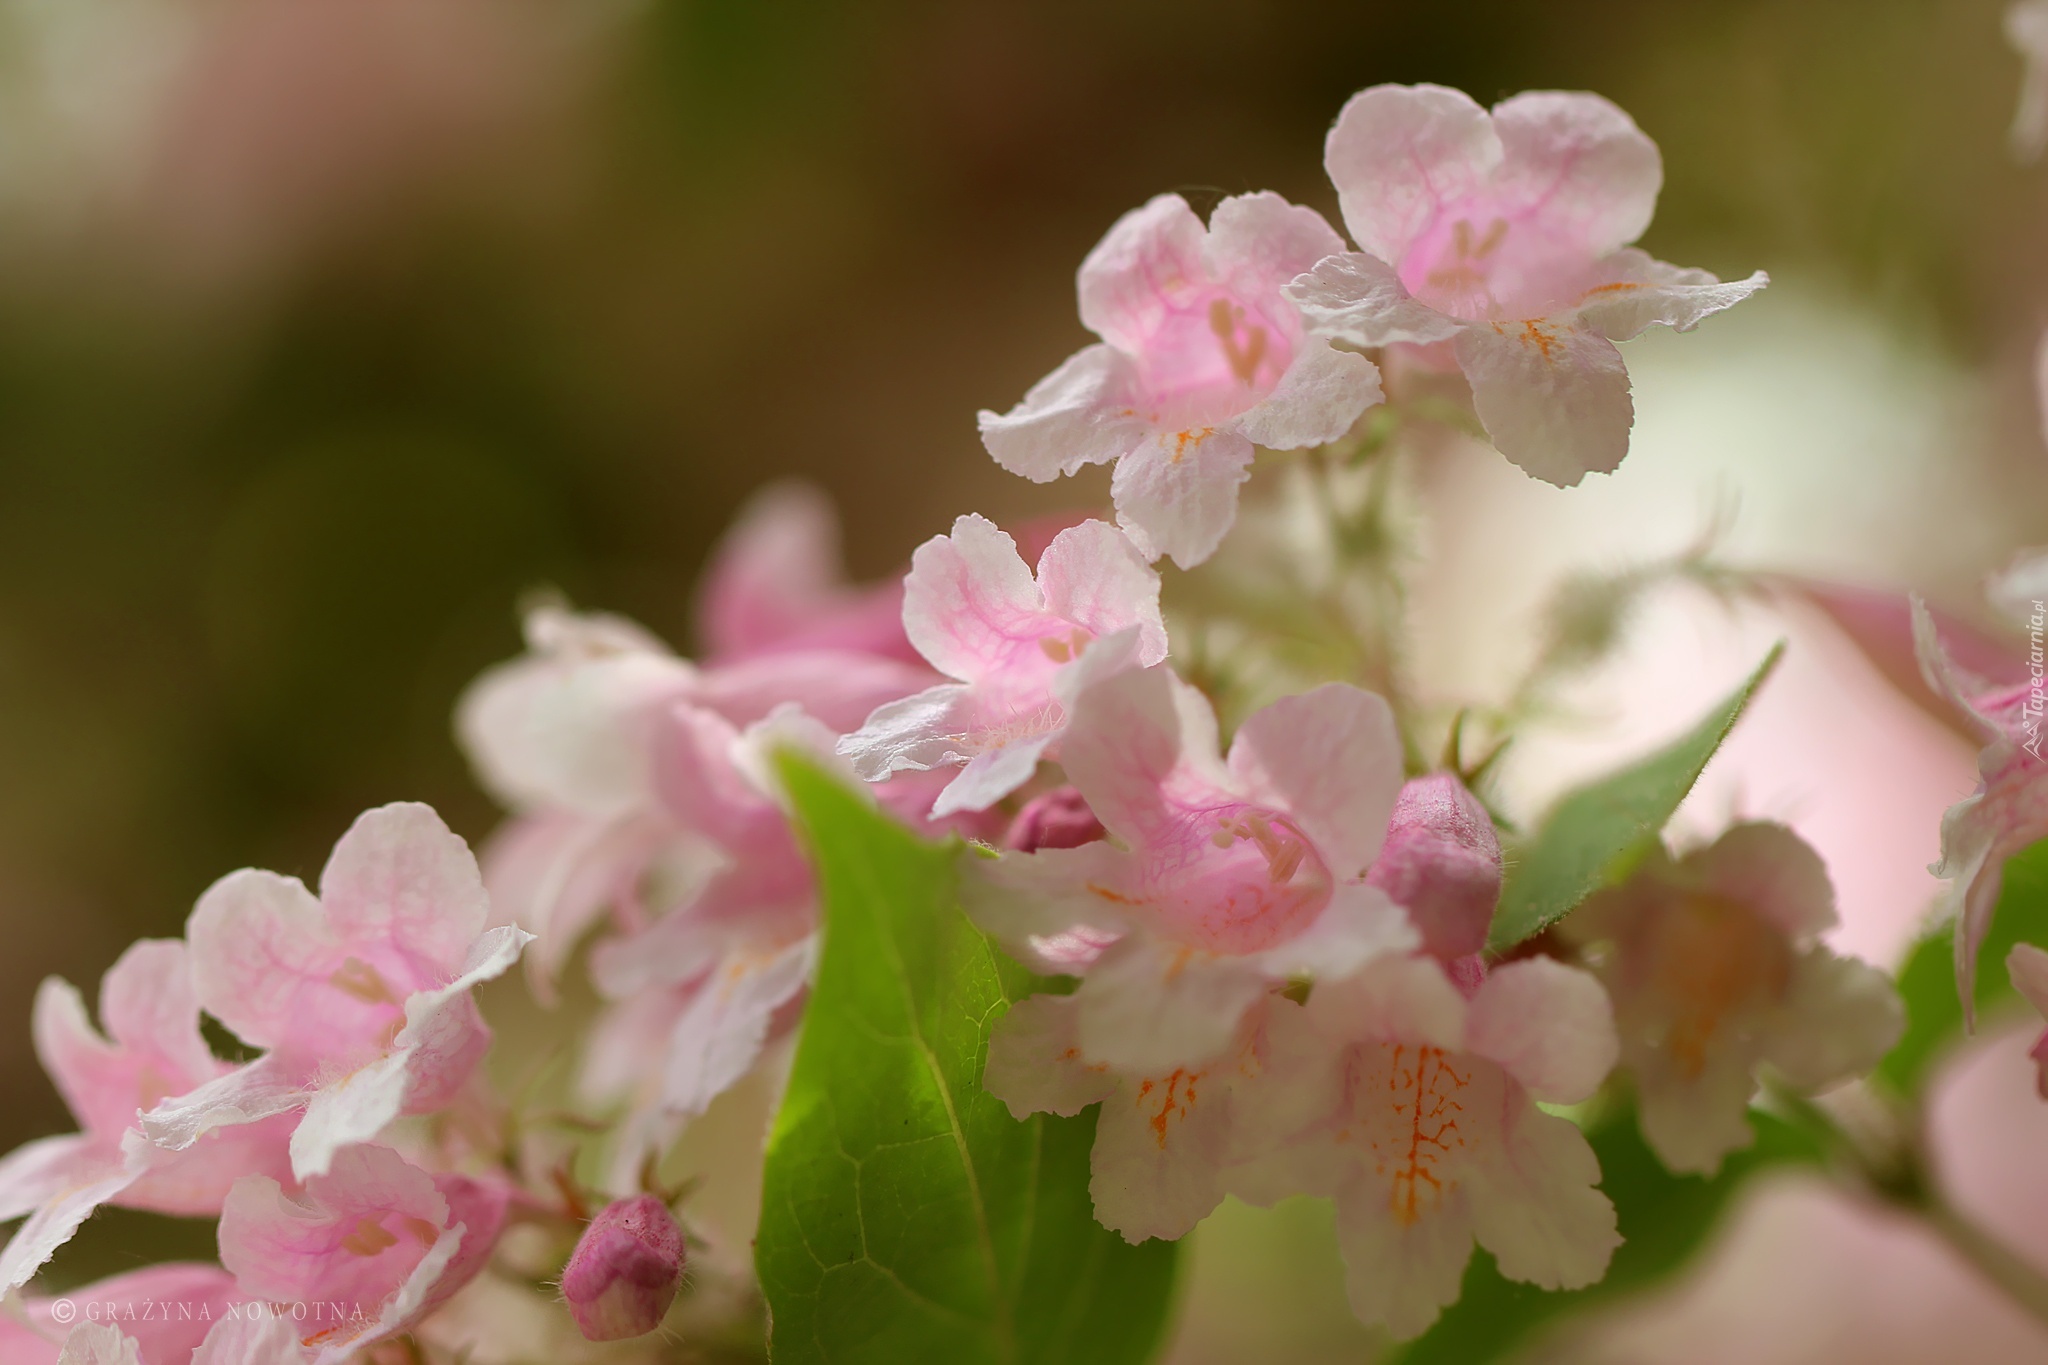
[562,1195,685,1342]
[1003,786,1106,853]
[1365,773,1502,962]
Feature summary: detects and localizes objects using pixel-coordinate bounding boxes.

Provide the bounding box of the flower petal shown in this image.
[1285,252,1466,349]
[1225,683,1405,878]
[1074,937,1266,1072]
[1331,1186,1477,1341]
[1325,83,1499,268]
[1688,821,1836,941]
[977,343,1146,483]
[658,936,815,1123]
[1032,520,1168,665]
[982,993,1118,1120]
[1234,336,1383,451]
[1453,318,1632,486]
[317,802,491,977]
[1077,193,1211,353]
[901,514,1048,682]
[1089,1062,1230,1243]
[1467,1098,1619,1291]
[1465,958,1618,1105]
[1109,428,1257,569]
[1574,249,1768,341]
[1202,190,1347,304]
[1488,90,1661,261]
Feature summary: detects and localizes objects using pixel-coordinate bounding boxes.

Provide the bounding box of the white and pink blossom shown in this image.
[1288,84,1766,486]
[839,515,1167,816]
[1564,823,1901,1174]
[140,803,531,1181]
[1230,954,1621,1339]
[0,942,293,1291]
[216,1143,505,1365]
[978,192,1384,568]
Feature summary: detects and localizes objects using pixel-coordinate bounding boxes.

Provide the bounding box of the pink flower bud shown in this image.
[562,1195,685,1342]
[1365,773,1502,962]
[1003,786,1106,853]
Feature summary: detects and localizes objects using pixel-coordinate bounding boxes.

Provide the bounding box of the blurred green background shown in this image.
[0,0,2042,1272]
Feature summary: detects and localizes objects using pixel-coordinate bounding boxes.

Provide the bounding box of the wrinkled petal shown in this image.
[977,343,1146,483]
[1468,1098,1619,1291]
[1325,83,1500,267]
[931,732,1059,819]
[140,1053,305,1153]
[838,683,980,782]
[1285,252,1466,349]
[1574,249,1768,341]
[1235,335,1383,450]
[1108,427,1257,569]
[1453,318,1631,486]
[1226,683,1404,877]
[1332,1185,1477,1341]
[1464,958,1618,1105]
[1032,520,1168,665]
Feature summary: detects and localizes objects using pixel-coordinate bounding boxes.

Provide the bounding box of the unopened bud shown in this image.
[1365,773,1502,962]
[1004,786,1106,853]
[562,1195,685,1342]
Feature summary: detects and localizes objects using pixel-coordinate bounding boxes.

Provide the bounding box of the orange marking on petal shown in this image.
[1584,280,1644,295]
[1384,1045,1469,1227]
[339,1216,399,1256]
[1085,882,1141,906]
[1144,1067,1204,1149]
[1520,319,1559,363]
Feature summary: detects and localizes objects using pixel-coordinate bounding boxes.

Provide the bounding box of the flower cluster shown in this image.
[12,75,2015,1362]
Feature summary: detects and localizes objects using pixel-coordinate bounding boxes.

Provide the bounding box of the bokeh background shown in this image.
[5,0,2048,1359]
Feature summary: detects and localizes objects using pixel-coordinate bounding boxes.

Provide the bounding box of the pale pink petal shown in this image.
[1108,428,1257,569]
[1306,955,1468,1052]
[1254,881,1417,981]
[932,732,1060,819]
[902,515,1049,681]
[1074,938,1266,1072]
[1332,1187,1478,1341]
[191,1312,306,1365]
[31,978,133,1141]
[17,1265,240,1365]
[1763,948,1904,1091]
[696,480,913,665]
[1574,249,1768,341]
[2011,942,2048,1018]
[1089,1063,1230,1243]
[1488,91,1661,262]
[1285,252,1467,348]
[118,1116,298,1217]
[837,683,979,783]
[54,1324,141,1365]
[1202,190,1347,302]
[1077,193,1211,353]
[288,1052,412,1183]
[140,1053,304,1153]
[1234,336,1383,450]
[0,1133,94,1222]
[0,1148,133,1291]
[688,649,936,734]
[317,802,490,977]
[1465,958,1618,1105]
[659,937,815,1122]
[1325,83,1499,267]
[96,940,215,1085]
[1032,519,1168,663]
[1452,318,1632,486]
[1225,683,1405,877]
[982,994,1119,1119]
[1467,1097,1619,1292]
[1057,665,1225,848]
[1689,821,1837,940]
[185,869,331,1052]
[977,343,1147,483]
[959,840,1138,969]
[479,811,682,1000]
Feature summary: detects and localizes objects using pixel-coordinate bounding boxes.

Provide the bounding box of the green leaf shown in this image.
[1487,643,1785,952]
[756,756,1180,1365]
[1393,1107,1824,1364]
[1879,835,2048,1094]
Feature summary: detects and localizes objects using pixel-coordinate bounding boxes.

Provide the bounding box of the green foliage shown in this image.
[756,756,1179,1365]
[1880,836,2048,1095]
[1487,644,1784,952]
[1393,1108,1825,1364]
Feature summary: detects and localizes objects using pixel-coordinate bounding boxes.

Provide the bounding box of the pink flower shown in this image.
[978,192,1384,568]
[1564,823,1901,1174]
[839,516,1168,816]
[967,667,1416,1074]
[1003,785,1107,853]
[1288,84,1766,486]
[216,1143,505,1365]
[695,480,920,666]
[1914,591,2048,1017]
[1231,954,1621,1339]
[561,1195,685,1341]
[2007,943,2048,1098]
[140,804,531,1181]
[0,1264,241,1365]
[1364,773,1503,967]
[0,942,293,1291]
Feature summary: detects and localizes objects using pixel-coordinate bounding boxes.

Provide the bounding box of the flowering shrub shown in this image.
[5,69,2048,1365]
